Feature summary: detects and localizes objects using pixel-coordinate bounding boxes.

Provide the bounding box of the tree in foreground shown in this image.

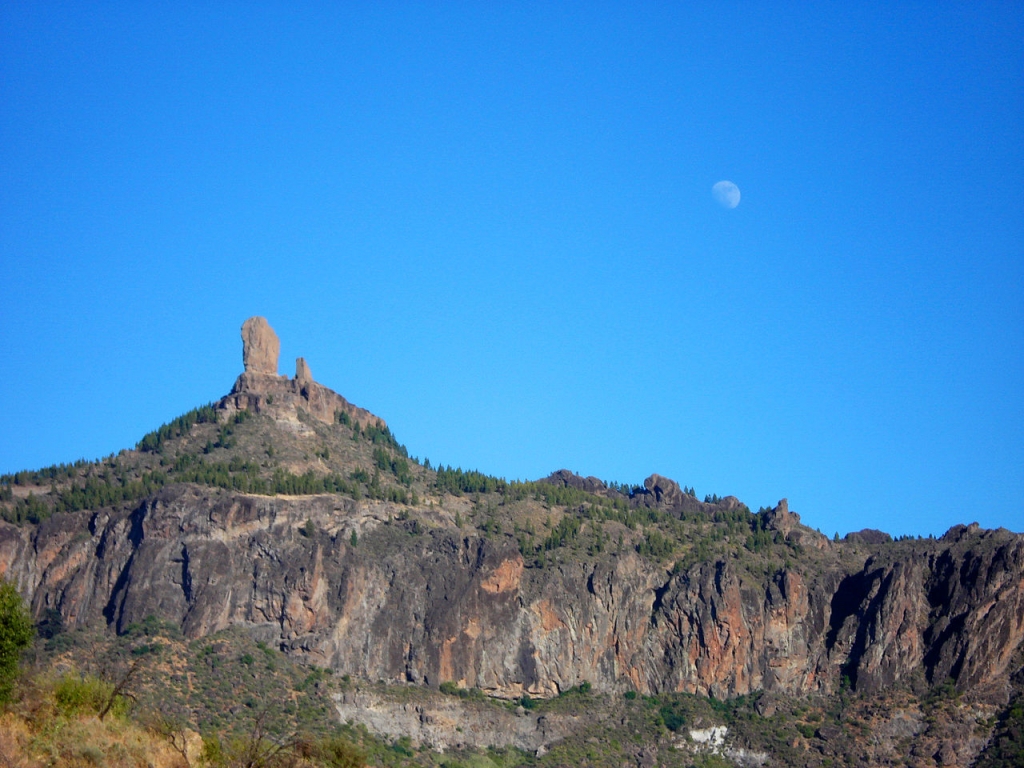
[0,577,34,703]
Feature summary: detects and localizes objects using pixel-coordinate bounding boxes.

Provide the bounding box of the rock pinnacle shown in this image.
[241,316,280,375]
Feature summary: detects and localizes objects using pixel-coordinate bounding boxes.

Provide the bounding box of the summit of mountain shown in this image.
[225,315,383,433]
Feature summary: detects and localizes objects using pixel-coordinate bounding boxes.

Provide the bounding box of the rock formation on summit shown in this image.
[224,316,383,429]
[643,473,683,506]
[541,469,608,494]
[763,498,798,535]
[241,316,280,375]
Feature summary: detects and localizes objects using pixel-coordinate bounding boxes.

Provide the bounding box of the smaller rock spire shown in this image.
[295,357,312,386]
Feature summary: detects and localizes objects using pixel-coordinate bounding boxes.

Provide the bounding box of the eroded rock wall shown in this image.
[1,486,1021,705]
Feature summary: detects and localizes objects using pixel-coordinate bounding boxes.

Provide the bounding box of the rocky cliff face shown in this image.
[1,482,1021,708]
[824,523,1024,700]
[1,316,1022,768]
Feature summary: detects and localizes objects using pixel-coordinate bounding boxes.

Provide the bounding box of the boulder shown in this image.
[241,317,280,375]
[643,474,683,506]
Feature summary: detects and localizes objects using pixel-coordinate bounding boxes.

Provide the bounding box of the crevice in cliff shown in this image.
[926,551,955,613]
[923,612,967,685]
[102,550,135,633]
[826,569,874,651]
[127,502,146,549]
[517,632,538,687]
[181,544,194,605]
[651,576,673,626]
[101,502,147,634]
[827,563,900,691]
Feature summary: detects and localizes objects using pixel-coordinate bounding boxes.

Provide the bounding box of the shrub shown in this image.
[296,735,365,768]
[0,579,34,703]
[54,673,128,718]
[659,704,685,731]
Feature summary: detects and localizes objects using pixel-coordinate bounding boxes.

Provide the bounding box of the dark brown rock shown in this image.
[643,474,683,506]
[940,522,981,544]
[540,470,607,494]
[816,724,844,742]
[763,499,800,536]
[845,529,893,546]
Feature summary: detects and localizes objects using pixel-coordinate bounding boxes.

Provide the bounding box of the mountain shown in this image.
[1,317,1022,768]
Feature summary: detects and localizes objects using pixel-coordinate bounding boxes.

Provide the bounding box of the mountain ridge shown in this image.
[0,317,1021,767]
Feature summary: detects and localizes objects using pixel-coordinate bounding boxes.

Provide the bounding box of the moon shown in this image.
[712,180,740,209]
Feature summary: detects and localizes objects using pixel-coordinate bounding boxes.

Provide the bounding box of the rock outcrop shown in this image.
[844,528,893,546]
[762,498,798,536]
[241,316,280,375]
[332,688,579,753]
[541,470,609,495]
[643,474,683,506]
[222,317,382,430]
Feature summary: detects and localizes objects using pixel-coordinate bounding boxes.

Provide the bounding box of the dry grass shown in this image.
[0,663,366,768]
[0,708,188,768]
[0,673,190,768]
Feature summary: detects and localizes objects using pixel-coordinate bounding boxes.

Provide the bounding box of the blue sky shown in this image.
[2,3,1021,537]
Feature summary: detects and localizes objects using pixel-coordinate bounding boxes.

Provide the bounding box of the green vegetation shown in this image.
[53,672,131,718]
[0,660,366,766]
[975,693,1024,767]
[5,400,782,585]
[0,579,34,703]
[2,458,91,487]
[439,681,487,701]
[1,402,441,527]
[374,446,413,486]
[2,471,171,524]
[658,700,686,731]
[13,621,368,761]
[137,403,220,453]
[636,528,675,559]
